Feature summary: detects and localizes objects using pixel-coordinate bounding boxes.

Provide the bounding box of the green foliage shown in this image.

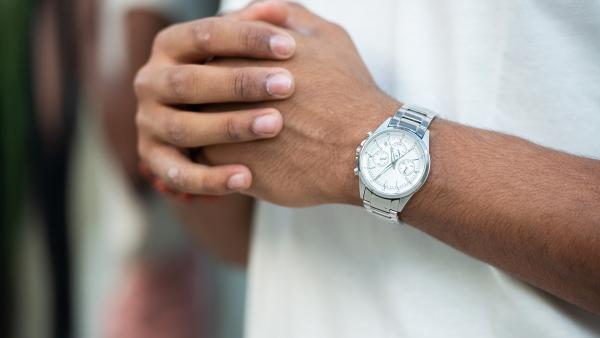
[0,0,31,230]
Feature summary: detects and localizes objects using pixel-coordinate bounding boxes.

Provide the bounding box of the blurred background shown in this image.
[1,0,248,337]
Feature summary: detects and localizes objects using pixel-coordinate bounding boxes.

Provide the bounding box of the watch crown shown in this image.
[355,145,362,154]
[353,167,359,176]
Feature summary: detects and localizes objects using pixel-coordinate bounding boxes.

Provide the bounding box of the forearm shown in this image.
[398,119,600,313]
[172,194,253,266]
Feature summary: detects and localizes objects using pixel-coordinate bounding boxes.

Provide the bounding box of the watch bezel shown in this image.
[358,128,430,200]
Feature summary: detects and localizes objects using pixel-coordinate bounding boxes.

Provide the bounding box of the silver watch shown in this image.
[354,105,436,222]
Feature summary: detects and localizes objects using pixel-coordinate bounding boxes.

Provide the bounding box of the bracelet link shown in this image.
[362,105,436,222]
[389,105,436,139]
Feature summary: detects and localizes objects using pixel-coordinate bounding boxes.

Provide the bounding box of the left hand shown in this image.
[201,3,400,207]
[133,1,298,196]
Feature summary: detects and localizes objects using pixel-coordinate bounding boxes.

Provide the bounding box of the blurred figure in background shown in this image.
[81,0,246,337]
[12,0,88,337]
[93,0,209,337]
[9,0,246,337]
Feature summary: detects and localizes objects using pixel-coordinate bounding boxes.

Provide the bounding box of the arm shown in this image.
[132,2,297,263]
[98,10,255,264]
[392,120,600,313]
[172,195,254,266]
[118,10,268,264]
[202,5,600,311]
[138,2,600,312]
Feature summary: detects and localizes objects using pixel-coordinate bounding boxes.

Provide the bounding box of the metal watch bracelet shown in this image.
[362,105,436,221]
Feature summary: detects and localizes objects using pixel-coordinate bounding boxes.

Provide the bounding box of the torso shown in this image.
[220,1,600,337]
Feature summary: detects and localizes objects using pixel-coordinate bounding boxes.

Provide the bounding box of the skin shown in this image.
[135,1,600,314]
[135,2,298,195]
[133,1,298,264]
[100,7,254,263]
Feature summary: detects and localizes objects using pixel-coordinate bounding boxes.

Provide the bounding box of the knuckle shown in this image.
[240,25,268,51]
[163,114,188,145]
[165,167,185,190]
[231,69,253,100]
[133,67,151,97]
[152,28,168,51]
[167,67,192,101]
[192,18,217,50]
[134,109,146,129]
[224,114,242,141]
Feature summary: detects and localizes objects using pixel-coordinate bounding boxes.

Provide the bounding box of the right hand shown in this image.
[134,1,296,195]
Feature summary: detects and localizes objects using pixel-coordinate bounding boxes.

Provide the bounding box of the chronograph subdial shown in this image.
[395,159,417,176]
[372,150,390,167]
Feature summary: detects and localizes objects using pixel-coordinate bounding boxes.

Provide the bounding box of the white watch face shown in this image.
[359,129,429,198]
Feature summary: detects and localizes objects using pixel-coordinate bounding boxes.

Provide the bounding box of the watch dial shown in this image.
[359,129,427,197]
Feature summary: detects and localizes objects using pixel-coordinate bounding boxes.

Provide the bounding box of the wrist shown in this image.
[333,93,402,206]
[400,118,452,224]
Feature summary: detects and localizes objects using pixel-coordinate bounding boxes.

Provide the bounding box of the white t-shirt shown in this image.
[221,1,600,337]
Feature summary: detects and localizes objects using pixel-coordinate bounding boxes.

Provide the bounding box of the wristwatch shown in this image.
[354,105,436,222]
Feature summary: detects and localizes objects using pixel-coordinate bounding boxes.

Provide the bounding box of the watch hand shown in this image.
[391,145,415,167]
[374,162,393,181]
[374,145,416,182]
[375,147,410,182]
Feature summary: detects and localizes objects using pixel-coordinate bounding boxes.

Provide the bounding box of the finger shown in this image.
[137,106,283,147]
[139,139,252,194]
[283,2,325,34]
[152,178,196,202]
[155,16,295,62]
[139,64,294,104]
[152,177,177,195]
[224,0,290,26]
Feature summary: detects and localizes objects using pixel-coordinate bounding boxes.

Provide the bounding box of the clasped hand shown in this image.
[135,0,400,207]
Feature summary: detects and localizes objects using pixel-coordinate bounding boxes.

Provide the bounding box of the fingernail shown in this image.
[252,113,281,135]
[227,173,249,190]
[270,35,295,57]
[266,73,293,96]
